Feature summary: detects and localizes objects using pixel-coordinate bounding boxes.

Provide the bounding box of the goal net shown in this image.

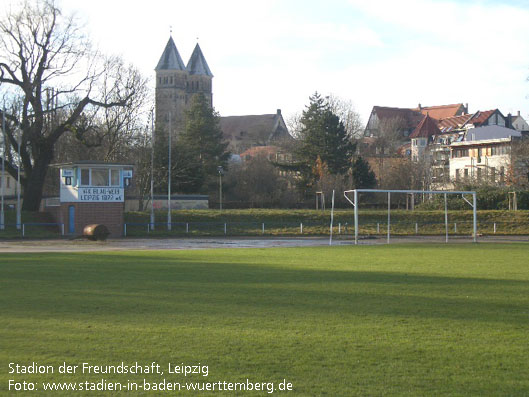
[343,189,477,244]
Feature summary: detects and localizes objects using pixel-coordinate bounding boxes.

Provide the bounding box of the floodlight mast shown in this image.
[344,189,478,245]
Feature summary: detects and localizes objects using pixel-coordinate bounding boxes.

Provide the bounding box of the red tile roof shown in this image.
[410,114,441,138]
[239,145,281,159]
[466,109,497,126]
[414,104,466,120]
[437,114,473,129]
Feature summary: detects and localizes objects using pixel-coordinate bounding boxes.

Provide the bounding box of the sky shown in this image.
[5,0,529,125]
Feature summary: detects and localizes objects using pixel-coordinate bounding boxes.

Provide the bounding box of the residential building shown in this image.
[449,126,521,185]
[364,106,424,138]
[509,111,529,133]
[410,114,441,162]
[364,103,466,138]
[438,109,506,132]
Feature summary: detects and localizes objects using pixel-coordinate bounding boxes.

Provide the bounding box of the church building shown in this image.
[155,36,213,137]
[155,37,292,154]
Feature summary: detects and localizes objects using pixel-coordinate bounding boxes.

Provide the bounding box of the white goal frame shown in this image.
[343,189,477,244]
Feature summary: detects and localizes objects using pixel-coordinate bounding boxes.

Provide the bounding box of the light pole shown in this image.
[1,105,5,230]
[167,112,172,231]
[217,166,224,211]
[150,110,155,231]
[16,126,21,230]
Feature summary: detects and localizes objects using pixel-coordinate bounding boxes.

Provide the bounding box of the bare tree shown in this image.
[327,94,363,139]
[0,0,138,210]
[285,111,303,139]
[509,138,529,188]
[361,116,408,186]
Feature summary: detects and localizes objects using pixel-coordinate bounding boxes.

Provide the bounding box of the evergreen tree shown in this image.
[352,156,377,188]
[296,92,356,184]
[179,93,230,176]
[153,130,205,194]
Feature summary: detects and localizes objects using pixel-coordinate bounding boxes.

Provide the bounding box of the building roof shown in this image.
[410,114,441,138]
[155,37,186,71]
[219,110,292,153]
[186,43,213,77]
[465,109,499,126]
[463,125,521,141]
[51,161,134,168]
[371,106,425,130]
[415,103,466,120]
[437,113,473,130]
[240,145,282,159]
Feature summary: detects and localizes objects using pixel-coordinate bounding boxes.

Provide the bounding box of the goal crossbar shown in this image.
[344,189,477,244]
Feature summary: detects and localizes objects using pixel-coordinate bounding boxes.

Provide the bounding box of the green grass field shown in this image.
[2,244,529,396]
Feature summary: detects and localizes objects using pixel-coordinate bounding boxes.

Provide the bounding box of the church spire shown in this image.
[155,36,186,71]
[186,43,213,77]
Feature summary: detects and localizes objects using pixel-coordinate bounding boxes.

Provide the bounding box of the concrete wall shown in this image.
[125,196,209,211]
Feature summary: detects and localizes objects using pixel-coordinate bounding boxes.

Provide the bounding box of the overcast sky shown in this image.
[6,0,529,124]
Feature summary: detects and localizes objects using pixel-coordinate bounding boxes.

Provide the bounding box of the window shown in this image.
[464,169,469,180]
[6,176,10,188]
[452,148,469,158]
[455,169,460,181]
[490,167,496,182]
[81,169,90,186]
[111,169,120,186]
[91,168,110,186]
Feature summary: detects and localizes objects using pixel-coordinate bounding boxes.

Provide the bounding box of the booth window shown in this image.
[80,169,90,186]
[92,168,110,186]
[110,169,120,186]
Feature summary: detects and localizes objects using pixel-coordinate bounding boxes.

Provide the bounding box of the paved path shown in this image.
[0,235,526,253]
[0,237,343,253]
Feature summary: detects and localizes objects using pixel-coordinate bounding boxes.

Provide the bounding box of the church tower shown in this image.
[155,36,188,137]
[186,43,214,107]
[155,37,213,140]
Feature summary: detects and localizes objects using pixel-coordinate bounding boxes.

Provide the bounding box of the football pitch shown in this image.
[2,243,529,396]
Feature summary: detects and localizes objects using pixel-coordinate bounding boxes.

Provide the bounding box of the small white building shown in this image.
[46,161,133,237]
[449,126,521,184]
[510,111,529,132]
[0,170,21,197]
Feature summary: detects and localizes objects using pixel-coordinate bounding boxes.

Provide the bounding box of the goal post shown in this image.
[343,189,477,244]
